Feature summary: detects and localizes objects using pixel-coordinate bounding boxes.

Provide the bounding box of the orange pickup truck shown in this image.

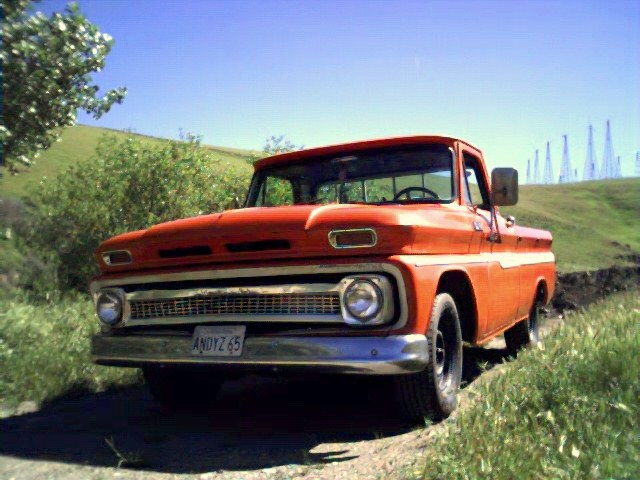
[90,135,555,420]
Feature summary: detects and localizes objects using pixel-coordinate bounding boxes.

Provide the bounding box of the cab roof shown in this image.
[254,135,481,170]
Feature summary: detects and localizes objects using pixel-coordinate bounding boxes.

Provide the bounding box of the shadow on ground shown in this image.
[0,344,511,474]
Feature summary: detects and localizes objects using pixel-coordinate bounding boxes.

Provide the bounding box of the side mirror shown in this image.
[491,168,518,206]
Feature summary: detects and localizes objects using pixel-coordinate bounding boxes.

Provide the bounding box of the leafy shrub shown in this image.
[0,293,140,407]
[0,199,59,299]
[22,134,251,291]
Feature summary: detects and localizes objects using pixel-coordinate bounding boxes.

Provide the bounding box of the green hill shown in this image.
[503,178,640,272]
[0,125,255,198]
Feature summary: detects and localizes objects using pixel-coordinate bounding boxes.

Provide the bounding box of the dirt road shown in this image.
[0,318,561,480]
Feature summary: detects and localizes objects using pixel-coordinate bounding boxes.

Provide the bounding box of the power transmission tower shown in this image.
[543,141,554,184]
[526,158,531,184]
[600,120,617,178]
[582,124,598,181]
[636,151,640,176]
[533,149,540,184]
[559,134,574,183]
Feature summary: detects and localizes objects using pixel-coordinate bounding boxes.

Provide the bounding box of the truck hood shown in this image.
[96,203,472,272]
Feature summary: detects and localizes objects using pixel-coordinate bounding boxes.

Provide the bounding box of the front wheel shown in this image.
[394,293,463,421]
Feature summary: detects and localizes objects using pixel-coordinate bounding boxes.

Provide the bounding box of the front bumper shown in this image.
[91,333,429,375]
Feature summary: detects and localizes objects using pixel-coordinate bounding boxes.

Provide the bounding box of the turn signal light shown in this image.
[329,229,377,249]
[102,250,132,266]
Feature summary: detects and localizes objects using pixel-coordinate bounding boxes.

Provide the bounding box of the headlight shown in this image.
[343,279,383,321]
[96,290,123,325]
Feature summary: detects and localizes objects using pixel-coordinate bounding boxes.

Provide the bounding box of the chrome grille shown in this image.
[129,293,341,320]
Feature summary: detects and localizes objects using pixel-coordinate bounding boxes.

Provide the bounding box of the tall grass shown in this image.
[0,293,140,408]
[412,291,639,480]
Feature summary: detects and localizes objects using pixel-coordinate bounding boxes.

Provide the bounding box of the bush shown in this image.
[22,134,251,291]
[0,292,140,407]
[0,198,59,299]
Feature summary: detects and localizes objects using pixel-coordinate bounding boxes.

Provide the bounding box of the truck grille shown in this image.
[128,293,341,320]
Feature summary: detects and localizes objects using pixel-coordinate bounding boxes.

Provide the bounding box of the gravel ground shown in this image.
[0,315,562,480]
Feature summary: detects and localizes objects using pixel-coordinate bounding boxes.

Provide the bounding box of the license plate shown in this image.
[191,325,246,357]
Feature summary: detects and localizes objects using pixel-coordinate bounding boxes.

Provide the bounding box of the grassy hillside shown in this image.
[0,125,255,198]
[503,178,640,272]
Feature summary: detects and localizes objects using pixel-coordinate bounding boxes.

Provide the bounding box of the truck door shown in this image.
[462,152,519,334]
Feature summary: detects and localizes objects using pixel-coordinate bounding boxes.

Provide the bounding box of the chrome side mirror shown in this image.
[491,168,518,206]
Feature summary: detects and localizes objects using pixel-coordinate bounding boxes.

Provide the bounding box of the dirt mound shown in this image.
[553,264,639,312]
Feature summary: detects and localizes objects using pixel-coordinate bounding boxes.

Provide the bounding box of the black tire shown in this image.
[504,297,541,356]
[394,293,463,422]
[143,367,224,409]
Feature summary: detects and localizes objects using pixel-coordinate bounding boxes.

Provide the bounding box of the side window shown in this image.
[256,176,294,206]
[462,153,489,209]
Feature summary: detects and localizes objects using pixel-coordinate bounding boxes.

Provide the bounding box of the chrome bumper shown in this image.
[91,333,429,375]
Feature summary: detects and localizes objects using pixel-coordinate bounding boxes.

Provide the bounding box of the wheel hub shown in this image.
[435,329,450,390]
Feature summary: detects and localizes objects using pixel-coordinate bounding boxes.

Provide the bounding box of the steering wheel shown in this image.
[393,186,439,201]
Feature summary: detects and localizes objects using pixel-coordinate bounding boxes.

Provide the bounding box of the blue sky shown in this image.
[41,0,639,177]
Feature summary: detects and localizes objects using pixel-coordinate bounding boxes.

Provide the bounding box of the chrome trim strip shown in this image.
[126,314,342,327]
[91,333,429,375]
[90,263,410,331]
[404,252,555,270]
[126,284,340,300]
[102,250,133,266]
[328,228,378,249]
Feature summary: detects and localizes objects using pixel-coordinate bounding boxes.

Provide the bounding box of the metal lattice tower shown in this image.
[543,141,554,184]
[636,152,640,176]
[533,149,540,184]
[582,124,598,181]
[600,120,618,178]
[559,134,574,183]
[526,158,531,184]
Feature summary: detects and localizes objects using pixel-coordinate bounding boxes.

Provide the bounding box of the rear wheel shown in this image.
[143,367,224,409]
[504,296,541,356]
[395,293,463,421]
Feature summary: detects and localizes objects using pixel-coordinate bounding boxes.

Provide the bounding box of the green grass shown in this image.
[0,293,140,408]
[0,124,254,198]
[409,291,640,480]
[504,178,640,272]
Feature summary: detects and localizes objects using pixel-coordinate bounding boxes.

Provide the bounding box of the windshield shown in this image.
[246,144,455,207]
